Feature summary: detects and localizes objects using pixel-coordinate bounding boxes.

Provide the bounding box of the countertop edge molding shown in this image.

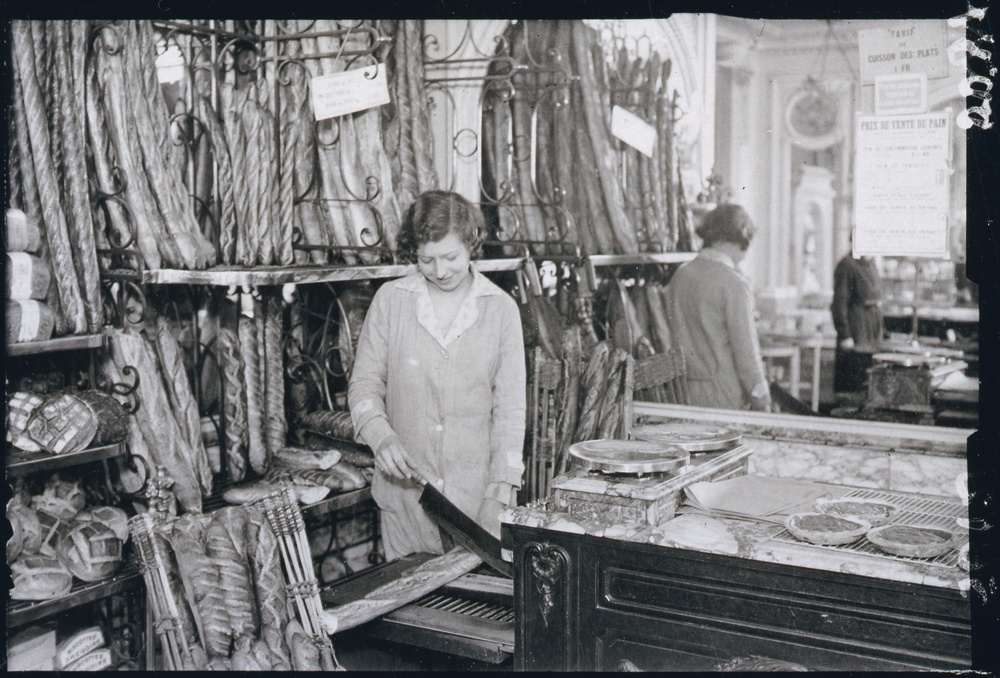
[632,402,972,456]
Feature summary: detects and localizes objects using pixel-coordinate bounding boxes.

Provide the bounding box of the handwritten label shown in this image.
[311,64,390,121]
[611,105,656,158]
[853,111,951,258]
[858,21,949,84]
[874,73,928,115]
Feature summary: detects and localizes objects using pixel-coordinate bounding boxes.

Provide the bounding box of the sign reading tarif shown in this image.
[857,21,949,84]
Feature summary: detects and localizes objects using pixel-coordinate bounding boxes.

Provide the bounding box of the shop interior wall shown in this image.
[714,18,967,303]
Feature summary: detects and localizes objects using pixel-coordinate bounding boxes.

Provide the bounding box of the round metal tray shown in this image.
[568,439,690,475]
[629,423,742,453]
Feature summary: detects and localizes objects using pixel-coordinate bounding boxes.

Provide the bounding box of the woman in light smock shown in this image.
[664,204,771,411]
[348,191,526,560]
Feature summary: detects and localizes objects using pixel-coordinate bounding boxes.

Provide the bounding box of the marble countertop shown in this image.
[500,501,970,594]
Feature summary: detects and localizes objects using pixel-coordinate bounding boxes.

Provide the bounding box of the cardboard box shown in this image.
[7,624,57,672]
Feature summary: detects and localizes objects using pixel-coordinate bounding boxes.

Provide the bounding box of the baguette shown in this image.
[206,507,258,640]
[168,514,231,657]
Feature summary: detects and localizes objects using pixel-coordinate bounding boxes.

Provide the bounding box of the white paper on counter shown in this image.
[683,475,851,520]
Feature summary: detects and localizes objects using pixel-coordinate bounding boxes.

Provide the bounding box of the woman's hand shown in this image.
[375,435,419,481]
[476,498,506,540]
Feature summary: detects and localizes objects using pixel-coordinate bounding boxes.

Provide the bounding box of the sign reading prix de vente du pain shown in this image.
[853,111,951,259]
[857,21,948,85]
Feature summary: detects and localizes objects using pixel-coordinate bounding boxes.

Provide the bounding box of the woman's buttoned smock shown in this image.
[348,269,526,560]
[664,249,769,410]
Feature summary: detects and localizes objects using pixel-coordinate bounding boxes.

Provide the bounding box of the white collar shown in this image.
[698,248,737,269]
[397,267,501,348]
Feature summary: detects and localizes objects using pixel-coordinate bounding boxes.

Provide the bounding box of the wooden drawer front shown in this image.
[591,619,949,672]
[597,555,970,666]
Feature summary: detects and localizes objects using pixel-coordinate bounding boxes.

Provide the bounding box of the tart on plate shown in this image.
[785,512,870,546]
[866,525,955,559]
[814,497,898,527]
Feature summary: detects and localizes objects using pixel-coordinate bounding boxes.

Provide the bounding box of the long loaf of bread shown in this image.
[247,510,291,667]
[168,515,231,657]
[206,507,258,640]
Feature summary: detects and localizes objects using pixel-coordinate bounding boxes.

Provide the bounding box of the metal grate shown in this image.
[773,488,969,568]
[412,593,516,624]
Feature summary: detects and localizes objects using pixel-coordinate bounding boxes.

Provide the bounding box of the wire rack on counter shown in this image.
[772,488,969,569]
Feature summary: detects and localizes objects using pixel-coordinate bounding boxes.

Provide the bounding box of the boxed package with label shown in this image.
[7,624,57,671]
[56,626,105,670]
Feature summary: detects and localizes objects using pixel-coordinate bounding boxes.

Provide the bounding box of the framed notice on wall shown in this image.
[853,110,951,258]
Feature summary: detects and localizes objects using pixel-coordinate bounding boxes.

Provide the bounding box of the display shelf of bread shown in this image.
[6,476,136,628]
[6,387,131,477]
[6,441,127,477]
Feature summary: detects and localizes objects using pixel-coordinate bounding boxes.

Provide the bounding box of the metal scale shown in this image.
[551,424,753,526]
[866,350,968,415]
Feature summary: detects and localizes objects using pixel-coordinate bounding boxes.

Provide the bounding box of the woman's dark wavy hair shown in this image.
[695,203,756,250]
[396,191,487,263]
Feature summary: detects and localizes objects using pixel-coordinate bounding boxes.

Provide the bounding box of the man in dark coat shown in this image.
[831,249,884,392]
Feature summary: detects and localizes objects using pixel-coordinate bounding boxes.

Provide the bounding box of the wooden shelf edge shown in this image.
[6,442,127,477]
[7,564,143,628]
[587,252,697,267]
[6,331,107,357]
[139,258,526,286]
[301,486,374,518]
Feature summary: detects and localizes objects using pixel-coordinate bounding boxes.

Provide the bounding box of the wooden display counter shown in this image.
[504,507,969,671]
[502,406,973,671]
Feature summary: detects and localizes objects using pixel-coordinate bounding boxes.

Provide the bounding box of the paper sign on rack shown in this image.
[611,105,656,158]
[311,64,390,121]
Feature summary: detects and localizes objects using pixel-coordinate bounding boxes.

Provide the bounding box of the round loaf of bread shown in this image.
[10,554,73,600]
[6,391,45,452]
[74,506,129,542]
[9,504,42,556]
[32,475,86,521]
[26,392,99,455]
[57,521,123,582]
[7,507,24,563]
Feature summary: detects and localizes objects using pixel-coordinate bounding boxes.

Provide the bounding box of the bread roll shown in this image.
[26,393,99,455]
[74,506,129,542]
[75,390,129,447]
[6,252,51,300]
[35,510,71,558]
[5,207,42,252]
[57,521,123,582]
[8,507,25,563]
[10,504,42,556]
[10,554,73,600]
[31,475,86,521]
[6,391,45,452]
[6,300,56,344]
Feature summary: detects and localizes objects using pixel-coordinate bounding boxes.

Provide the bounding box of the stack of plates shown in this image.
[629,423,742,455]
[567,439,690,475]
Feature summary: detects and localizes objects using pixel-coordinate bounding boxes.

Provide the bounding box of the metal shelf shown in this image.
[138,258,526,287]
[302,486,373,518]
[7,561,143,628]
[201,484,372,517]
[587,252,696,268]
[6,442,127,477]
[6,332,106,357]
